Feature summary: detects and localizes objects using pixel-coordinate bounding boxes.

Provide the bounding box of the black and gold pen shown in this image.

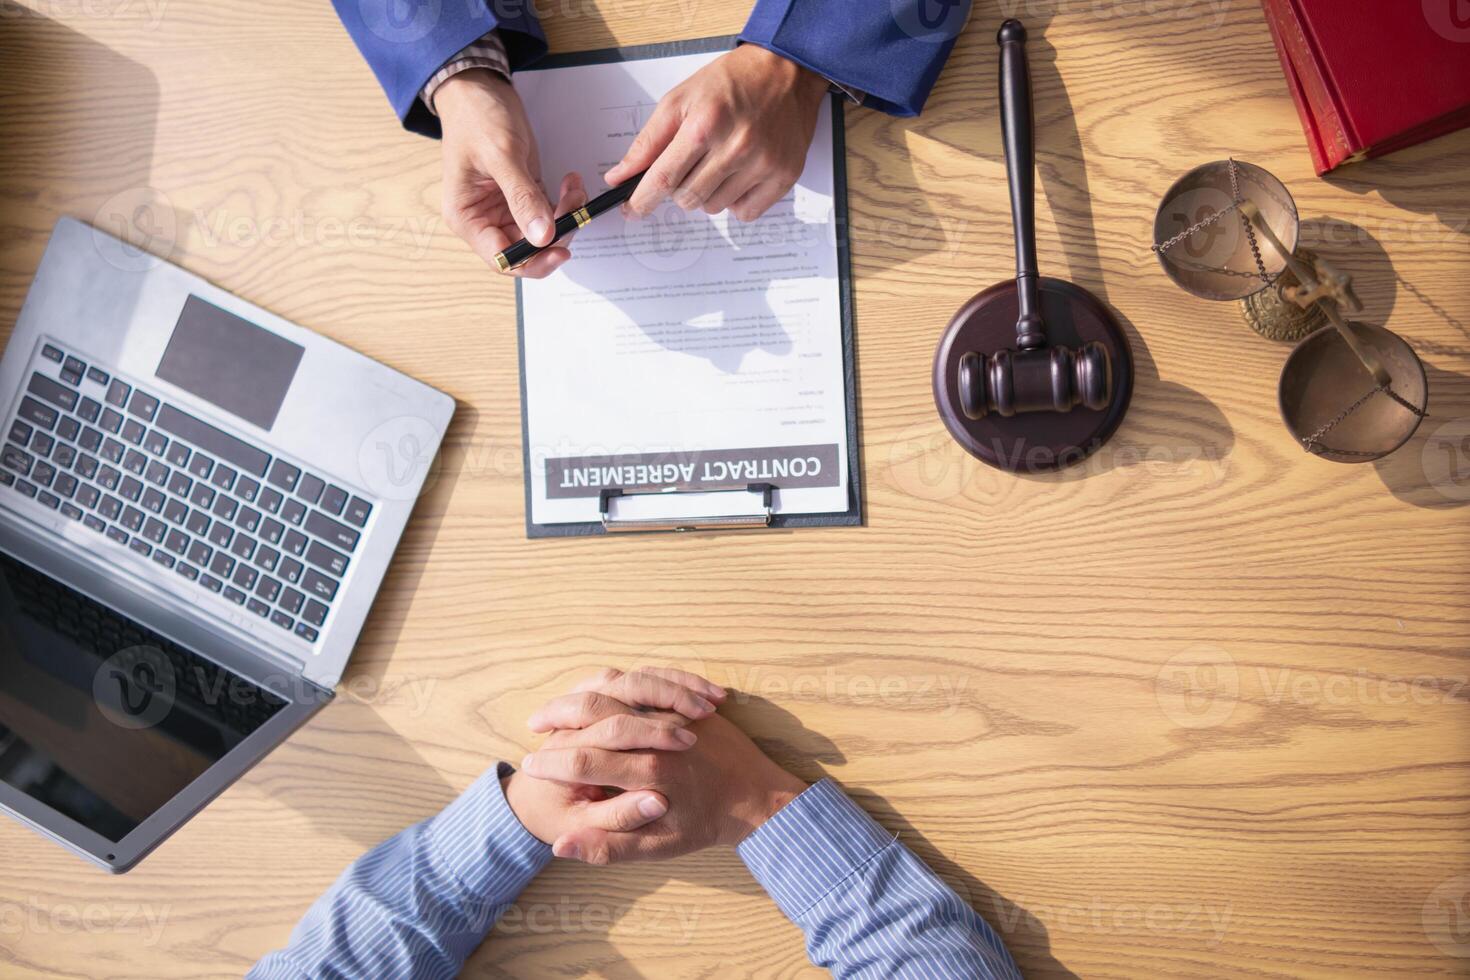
[493,172,645,271]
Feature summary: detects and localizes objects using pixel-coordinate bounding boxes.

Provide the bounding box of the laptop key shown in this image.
[77,484,101,509]
[123,449,147,475]
[18,397,58,430]
[128,538,151,558]
[235,505,261,533]
[152,550,175,570]
[165,529,189,554]
[143,430,168,456]
[321,485,348,515]
[76,455,99,480]
[121,419,146,445]
[187,540,212,566]
[31,461,55,488]
[60,502,82,521]
[119,476,143,502]
[99,495,123,520]
[188,453,214,479]
[143,517,167,544]
[101,438,124,463]
[302,599,328,627]
[237,475,260,502]
[282,498,306,526]
[79,426,103,452]
[41,344,63,363]
[29,431,54,457]
[145,460,168,486]
[105,379,130,407]
[7,420,31,445]
[27,373,78,412]
[267,459,300,492]
[270,610,294,631]
[255,576,282,603]
[84,514,105,533]
[261,518,284,544]
[97,466,120,491]
[233,564,258,591]
[2,447,33,475]
[297,472,325,504]
[177,562,200,581]
[168,471,192,497]
[255,545,280,572]
[37,491,60,510]
[185,509,210,536]
[57,417,80,442]
[246,598,270,618]
[302,569,338,602]
[142,487,165,513]
[105,525,127,545]
[230,534,257,561]
[100,408,123,434]
[280,587,305,614]
[305,540,349,577]
[155,404,269,478]
[164,497,188,524]
[200,573,223,593]
[209,551,235,578]
[304,510,360,551]
[280,557,303,584]
[260,487,283,513]
[54,474,78,498]
[121,507,145,532]
[86,366,109,386]
[63,355,85,377]
[208,522,234,548]
[294,623,319,643]
[283,529,307,557]
[165,441,190,467]
[53,444,76,469]
[0,470,12,487]
[223,586,246,606]
[127,390,159,421]
[212,494,238,521]
[211,464,237,491]
[190,483,215,509]
[77,397,101,424]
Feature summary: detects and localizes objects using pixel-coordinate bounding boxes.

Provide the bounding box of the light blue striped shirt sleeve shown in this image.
[737,779,1022,980]
[249,762,550,980]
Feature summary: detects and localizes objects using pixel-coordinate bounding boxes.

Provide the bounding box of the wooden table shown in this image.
[3,1,1468,976]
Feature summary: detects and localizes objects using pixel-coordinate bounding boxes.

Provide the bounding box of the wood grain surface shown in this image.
[2,1,1469,977]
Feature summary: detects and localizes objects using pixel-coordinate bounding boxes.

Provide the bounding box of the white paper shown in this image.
[514,49,850,526]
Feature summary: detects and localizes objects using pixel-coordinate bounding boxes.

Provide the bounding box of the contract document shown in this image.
[513,38,859,535]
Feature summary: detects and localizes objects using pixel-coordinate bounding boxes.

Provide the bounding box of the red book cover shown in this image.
[1259,0,1470,174]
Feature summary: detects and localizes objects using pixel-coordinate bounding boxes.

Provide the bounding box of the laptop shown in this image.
[0,218,454,871]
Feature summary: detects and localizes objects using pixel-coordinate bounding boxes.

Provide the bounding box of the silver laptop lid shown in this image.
[0,218,454,689]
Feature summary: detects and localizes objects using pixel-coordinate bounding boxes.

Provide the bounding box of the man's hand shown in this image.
[605,45,829,222]
[503,668,724,846]
[435,68,584,278]
[520,669,807,865]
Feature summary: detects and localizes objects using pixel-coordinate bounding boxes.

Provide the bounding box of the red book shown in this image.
[1259,0,1470,174]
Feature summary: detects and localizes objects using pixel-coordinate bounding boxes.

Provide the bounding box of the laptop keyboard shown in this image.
[0,340,377,647]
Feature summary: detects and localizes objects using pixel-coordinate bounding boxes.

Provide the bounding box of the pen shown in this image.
[494,171,645,271]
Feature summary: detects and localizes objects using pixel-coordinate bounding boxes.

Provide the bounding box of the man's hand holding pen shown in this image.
[437,46,828,278]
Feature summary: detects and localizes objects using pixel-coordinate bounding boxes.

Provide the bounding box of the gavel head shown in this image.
[958,342,1111,420]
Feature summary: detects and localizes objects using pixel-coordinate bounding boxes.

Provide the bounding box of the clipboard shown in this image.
[514,35,862,537]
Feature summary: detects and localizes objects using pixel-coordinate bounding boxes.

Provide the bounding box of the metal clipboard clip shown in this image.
[598,483,776,533]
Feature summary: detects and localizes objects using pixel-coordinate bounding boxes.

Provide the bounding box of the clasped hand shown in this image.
[503,668,806,865]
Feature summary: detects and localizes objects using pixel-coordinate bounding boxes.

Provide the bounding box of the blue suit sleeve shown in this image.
[738,779,1021,979]
[739,0,970,116]
[331,0,547,137]
[248,764,552,980]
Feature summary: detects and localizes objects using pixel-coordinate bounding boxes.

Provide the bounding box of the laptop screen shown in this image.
[0,548,285,842]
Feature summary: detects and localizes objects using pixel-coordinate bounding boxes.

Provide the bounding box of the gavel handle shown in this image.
[998,19,1045,351]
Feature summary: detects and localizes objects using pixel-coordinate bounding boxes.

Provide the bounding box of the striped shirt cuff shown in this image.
[421,32,512,116]
[737,778,896,921]
[421,762,552,898]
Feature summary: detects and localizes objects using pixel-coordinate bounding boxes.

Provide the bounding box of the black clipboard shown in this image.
[515,35,862,537]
